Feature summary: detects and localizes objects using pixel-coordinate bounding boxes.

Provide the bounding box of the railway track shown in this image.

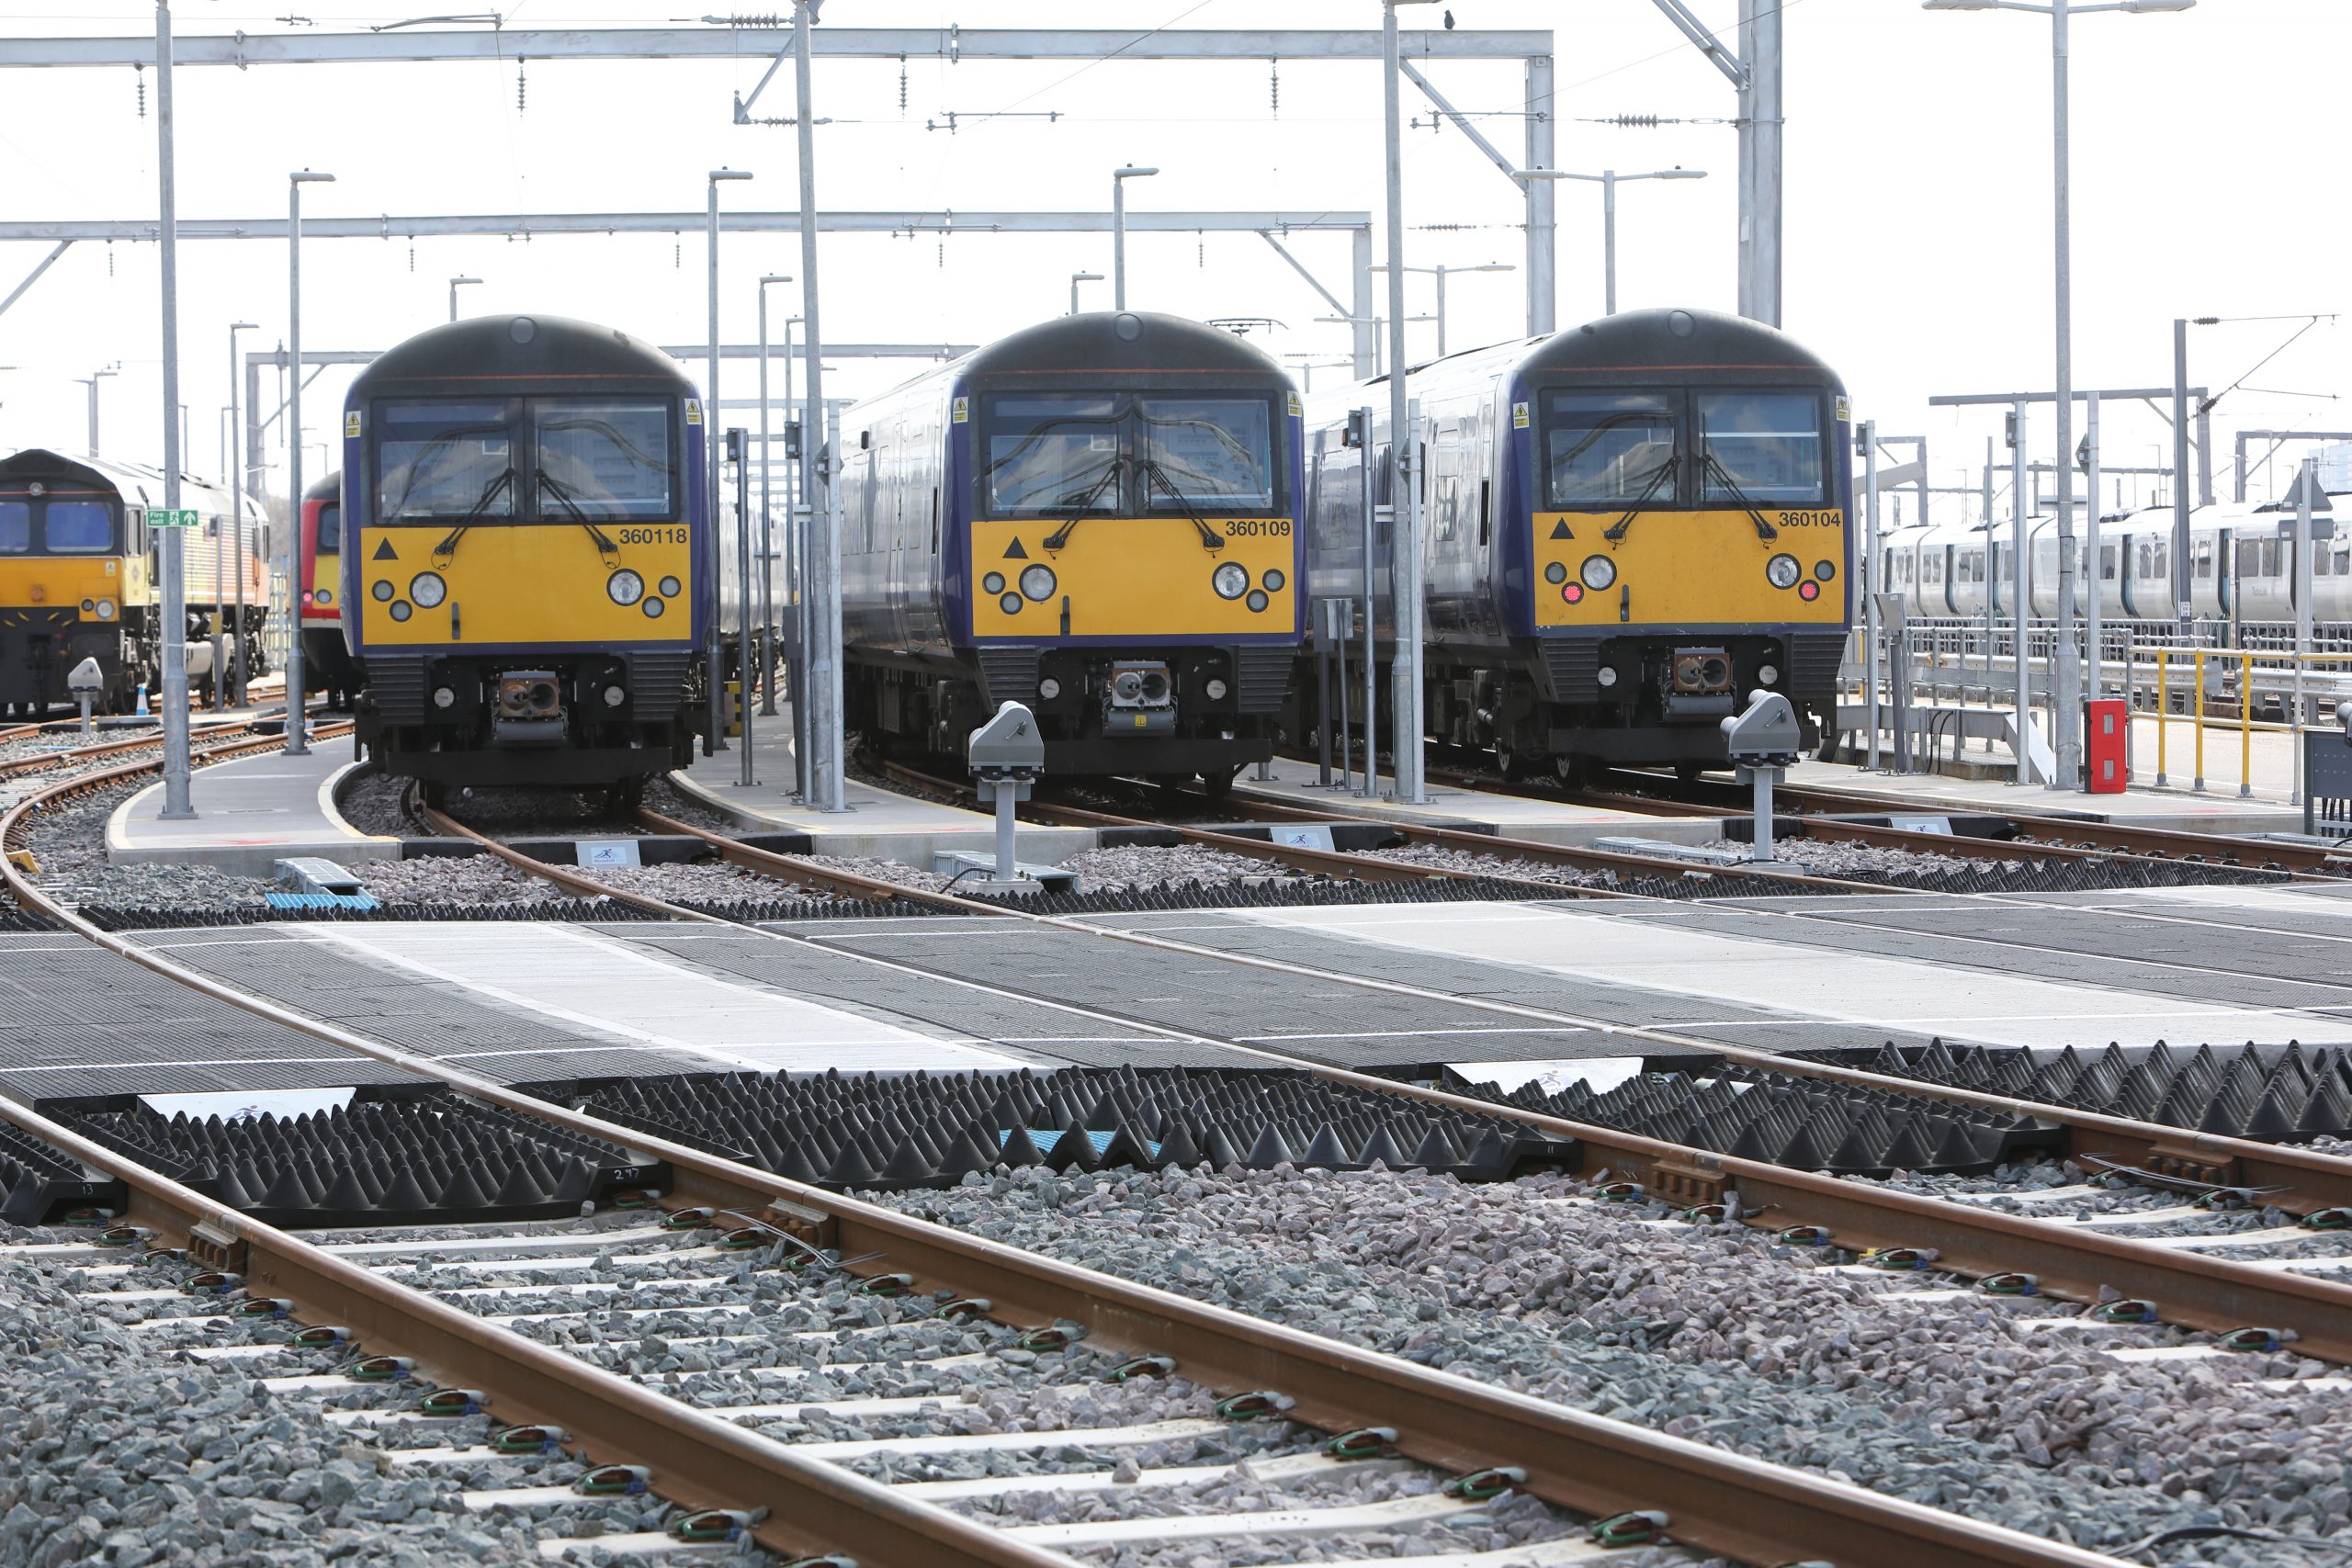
[1408,762,2324,884]
[0,786,2135,1566]
[876,757,1891,898]
[339,790,2352,1370]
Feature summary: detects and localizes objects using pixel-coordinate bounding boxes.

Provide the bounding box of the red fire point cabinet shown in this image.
[2086,697,2128,794]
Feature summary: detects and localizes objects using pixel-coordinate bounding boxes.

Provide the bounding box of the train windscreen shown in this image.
[531,400,673,520]
[315,502,341,556]
[1541,391,1678,507]
[0,502,26,554]
[379,400,519,521]
[1696,390,1826,507]
[982,393,1277,516]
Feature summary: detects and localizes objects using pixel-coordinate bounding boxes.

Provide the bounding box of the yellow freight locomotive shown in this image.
[0,449,269,716]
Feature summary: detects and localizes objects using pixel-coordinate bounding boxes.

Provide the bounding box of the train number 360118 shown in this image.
[1223,519,1292,538]
[616,527,690,545]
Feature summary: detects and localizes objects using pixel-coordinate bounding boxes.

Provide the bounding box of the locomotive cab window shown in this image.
[981,395,1124,516]
[1137,398,1274,513]
[1696,390,1826,507]
[0,501,27,554]
[315,502,341,556]
[379,400,520,520]
[1540,390,1677,507]
[46,500,114,553]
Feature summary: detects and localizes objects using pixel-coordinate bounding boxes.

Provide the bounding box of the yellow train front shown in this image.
[0,449,268,716]
[841,312,1305,791]
[1306,307,1852,778]
[340,314,710,798]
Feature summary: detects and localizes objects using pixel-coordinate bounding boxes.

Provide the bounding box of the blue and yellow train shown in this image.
[1303,307,1852,779]
[839,310,1306,791]
[339,313,715,799]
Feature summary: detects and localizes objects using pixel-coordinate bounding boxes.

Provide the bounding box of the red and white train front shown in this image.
[299,468,363,706]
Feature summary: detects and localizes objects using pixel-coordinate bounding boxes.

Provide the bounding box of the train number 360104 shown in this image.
[1778,511,1842,529]
[1223,519,1292,538]
[616,527,690,545]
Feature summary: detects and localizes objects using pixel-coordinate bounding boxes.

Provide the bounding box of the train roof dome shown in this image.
[1523,307,1839,378]
[350,313,690,390]
[962,311,1290,378]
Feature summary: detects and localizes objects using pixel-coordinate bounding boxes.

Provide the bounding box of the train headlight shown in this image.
[1766,553,1802,590]
[604,685,626,707]
[1262,569,1286,592]
[1037,677,1061,700]
[1815,559,1837,581]
[982,571,1006,595]
[999,592,1023,615]
[409,571,448,608]
[1597,666,1619,688]
[643,597,666,618]
[1246,589,1270,612]
[433,686,457,709]
[1019,564,1057,602]
[1758,663,1780,685]
[1205,677,1228,700]
[660,576,682,597]
[372,581,394,602]
[1579,556,1617,592]
[390,602,413,623]
[315,589,334,606]
[606,570,645,606]
[1212,561,1250,600]
[95,598,116,620]
[1544,562,1567,585]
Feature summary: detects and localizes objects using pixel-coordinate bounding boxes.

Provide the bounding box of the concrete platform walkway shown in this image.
[109,734,399,877]
[1226,754,1724,848]
[666,705,1095,865]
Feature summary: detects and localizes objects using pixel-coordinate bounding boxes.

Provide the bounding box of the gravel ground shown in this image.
[357,853,563,906]
[1055,843,1311,893]
[333,769,412,838]
[881,1161,2352,1566]
[0,1252,576,1568]
[592,860,832,906]
[809,853,955,893]
[1702,836,2007,879]
[1354,843,1614,889]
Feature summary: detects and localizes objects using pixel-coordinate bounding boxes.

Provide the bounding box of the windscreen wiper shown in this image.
[1137,457,1227,553]
[1600,458,1679,544]
[536,468,623,568]
[431,467,515,566]
[1041,462,1125,552]
[1699,450,1782,541]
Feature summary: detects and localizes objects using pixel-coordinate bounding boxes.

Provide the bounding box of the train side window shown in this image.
[2337,547,2349,575]
[2193,539,2210,580]
[2318,546,2333,578]
[2101,544,2117,581]
[2153,542,2167,581]
[1478,479,1491,548]
[2263,539,2281,577]
[0,502,27,554]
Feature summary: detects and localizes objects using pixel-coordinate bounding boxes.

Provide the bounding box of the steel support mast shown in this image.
[155,1,194,817]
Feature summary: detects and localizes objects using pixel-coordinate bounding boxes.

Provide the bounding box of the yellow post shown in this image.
[2193,649,2206,792]
[2154,649,2168,787]
[2240,652,2254,799]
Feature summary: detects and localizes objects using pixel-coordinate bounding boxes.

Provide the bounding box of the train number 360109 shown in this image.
[616,527,690,545]
[1223,519,1292,538]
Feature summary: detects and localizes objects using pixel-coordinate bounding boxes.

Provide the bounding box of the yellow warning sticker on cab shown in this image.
[684,399,704,425]
[344,412,363,437]
[953,397,970,423]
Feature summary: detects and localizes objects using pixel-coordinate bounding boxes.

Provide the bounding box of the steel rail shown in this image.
[441,797,2352,1363]
[0,1099,1072,1568]
[0,785,2133,1565]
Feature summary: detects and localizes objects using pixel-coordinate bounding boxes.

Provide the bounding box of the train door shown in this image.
[2216,528,2234,618]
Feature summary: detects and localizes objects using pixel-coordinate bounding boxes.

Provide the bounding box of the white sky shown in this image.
[0,0,2343,515]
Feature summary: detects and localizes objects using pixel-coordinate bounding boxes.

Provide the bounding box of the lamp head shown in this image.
[289,170,335,184]
[1114,165,1160,179]
[2120,0,2195,11]
[760,274,794,285]
[1071,271,1104,282]
[709,168,754,183]
[450,276,481,286]
[1920,1,2002,8]
[230,321,258,331]
[1653,168,1707,180]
